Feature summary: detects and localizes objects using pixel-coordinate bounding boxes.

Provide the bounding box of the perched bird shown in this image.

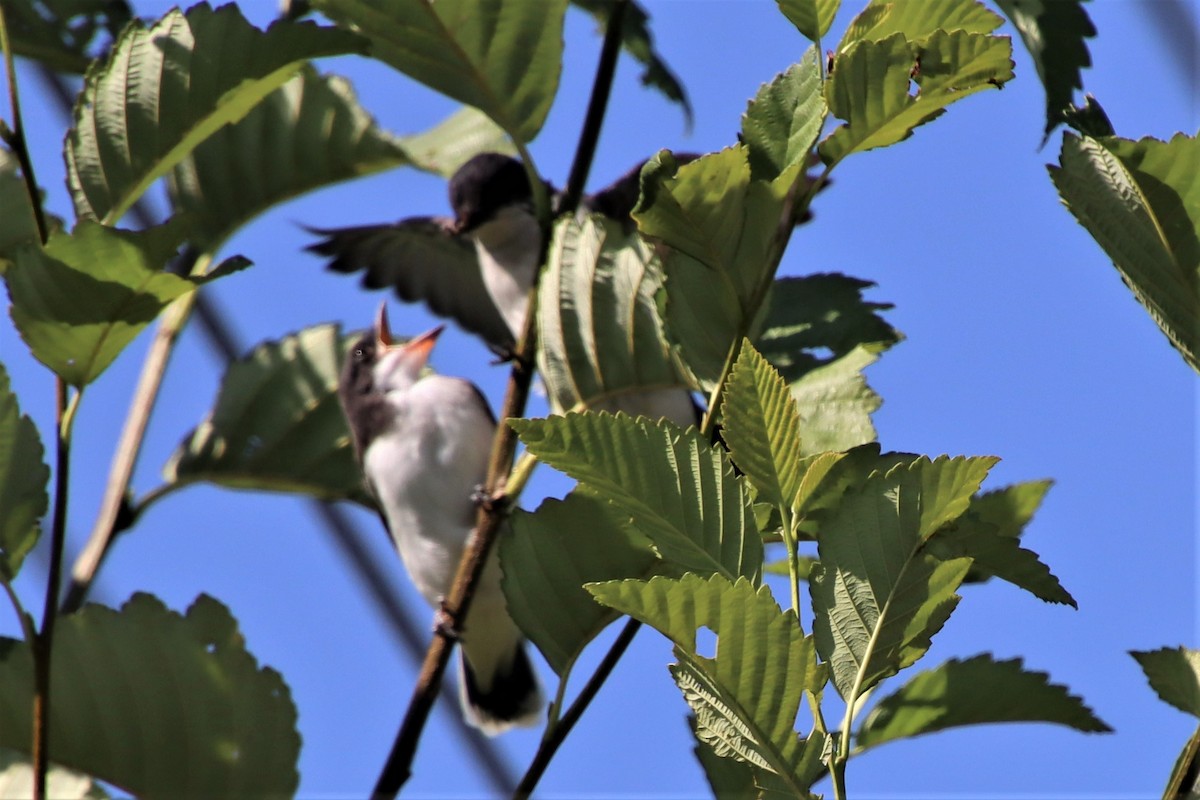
[308,151,701,426]
[338,303,543,734]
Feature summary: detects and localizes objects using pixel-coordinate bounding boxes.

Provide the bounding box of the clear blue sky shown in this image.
[2,1,1196,797]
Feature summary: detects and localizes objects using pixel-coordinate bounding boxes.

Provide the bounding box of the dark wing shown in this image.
[306,217,514,351]
[584,152,703,223]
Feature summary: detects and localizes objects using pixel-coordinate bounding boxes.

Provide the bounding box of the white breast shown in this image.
[471,205,541,339]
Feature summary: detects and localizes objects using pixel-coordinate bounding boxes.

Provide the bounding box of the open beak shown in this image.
[374,301,444,370]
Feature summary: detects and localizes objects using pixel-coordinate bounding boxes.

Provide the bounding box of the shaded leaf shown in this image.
[537,214,694,423]
[169,66,412,249]
[66,3,364,224]
[993,0,1095,139]
[165,323,372,507]
[502,492,662,676]
[511,413,761,580]
[589,574,826,793]
[0,593,299,798]
[1132,647,1200,719]
[0,149,42,256]
[742,48,826,182]
[810,456,996,700]
[689,716,759,800]
[4,220,196,386]
[0,748,108,799]
[789,344,886,455]
[756,273,901,385]
[400,106,516,177]
[857,654,1112,749]
[776,0,841,42]
[571,0,693,127]
[0,362,48,581]
[820,30,1013,167]
[1049,133,1200,373]
[1,0,131,74]
[311,0,566,143]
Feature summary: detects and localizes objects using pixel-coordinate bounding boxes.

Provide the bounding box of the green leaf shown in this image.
[0,363,48,581]
[589,574,826,793]
[1,0,131,74]
[810,456,996,700]
[857,654,1112,749]
[165,323,372,507]
[1131,647,1200,719]
[1049,133,1200,373]
[0,748,109,799]
[537,214,694,422]
[0,593,299,798]
[776,0,841,42]
[721,340,805,509]
[689,716,760,800]
[0,149,42,256]
[501,492,662,676]
[400,106,516,178]
[742,48,826,181]
[840,0,1002,49]
[169,65,412,249]
[311,0,566,144]
[66,3,364,224]
[820,30,1013,167]
[4,220,198,386]
[756,273,901,385]
[992,0,1095,140]
[634,147,790,390]
[571,0,693,128]
[789,344,886,455]
[511,413,761,580]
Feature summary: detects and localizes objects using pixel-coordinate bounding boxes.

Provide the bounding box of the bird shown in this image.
[307,152,702,427]
[337,302,543,735]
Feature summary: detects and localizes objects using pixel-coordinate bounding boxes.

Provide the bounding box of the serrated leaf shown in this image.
[2,0,131,74]
[820,30,1013,167]
[311,0,566,144]
[165,323,372,506]
[777,0,841,42]
[0,593,299,798]
[839,0,1002,50]
[634,148,791,390]
[756,273,901,385]
[400,106,516,177]
[1131,647,1200,719]
[690,716,760,800]
[502,492,662,676]
[169,65,412,249]
[0,748,109,799]
[789,344,885,454]
[1050,133,1200,373]
[0,363,48,581]
[4,220,198,386]
[589,574,825,792]
[857,654,1111,749]
[721,340,805,509]
[810,456,996,700]
[511,413,761,580]
[993,0,1094,139]
[571,0,693,128]
[537,214,694,423]
[742,48,826,181]
[66,4,365,224]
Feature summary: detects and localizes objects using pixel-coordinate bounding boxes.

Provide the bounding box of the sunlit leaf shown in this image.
[839,0,1001,50]
[742,48,825,181]
[66,3,364,224]
[165,323,371,507]
[0,593,299,798]
[776,0,841,42]
[690,715,759,800]
[311,0,566,143]
[857,654,1112,749]
[502,492,661,676]
[789,344,886,454]
[993,0,1095,139]
[1050,133,1200,373]
[511,413,761,580]
[400,106,516,177]
[1131,647,1200,719]
[0,363,47,581]
[4,220,197,386]
[589,574,826,793]
[169,66,412,249]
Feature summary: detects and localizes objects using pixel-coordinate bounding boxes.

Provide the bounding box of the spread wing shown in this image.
[306,217,515,351]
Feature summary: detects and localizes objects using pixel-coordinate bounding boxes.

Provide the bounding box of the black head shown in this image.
[448,153,532,233]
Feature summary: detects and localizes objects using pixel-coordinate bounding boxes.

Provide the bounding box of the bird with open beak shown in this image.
[337,303,543,734]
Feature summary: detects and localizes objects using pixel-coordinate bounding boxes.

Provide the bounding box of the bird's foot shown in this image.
[434,600,461,642]
[472,484,506,513]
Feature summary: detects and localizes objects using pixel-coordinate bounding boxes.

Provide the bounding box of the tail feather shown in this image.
[459,641,543,735]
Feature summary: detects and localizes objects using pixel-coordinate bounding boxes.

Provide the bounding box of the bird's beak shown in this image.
[373,302,444,371]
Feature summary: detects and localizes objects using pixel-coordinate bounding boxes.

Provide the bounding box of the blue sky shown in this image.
[1,1,1196,797]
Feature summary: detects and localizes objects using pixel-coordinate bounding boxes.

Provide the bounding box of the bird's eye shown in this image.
[353,347,365,360]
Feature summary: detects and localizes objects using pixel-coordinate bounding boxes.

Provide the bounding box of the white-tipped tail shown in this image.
[459,641,544,735]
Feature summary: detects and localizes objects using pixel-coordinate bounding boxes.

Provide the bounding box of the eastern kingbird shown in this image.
[338,303,543,734]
